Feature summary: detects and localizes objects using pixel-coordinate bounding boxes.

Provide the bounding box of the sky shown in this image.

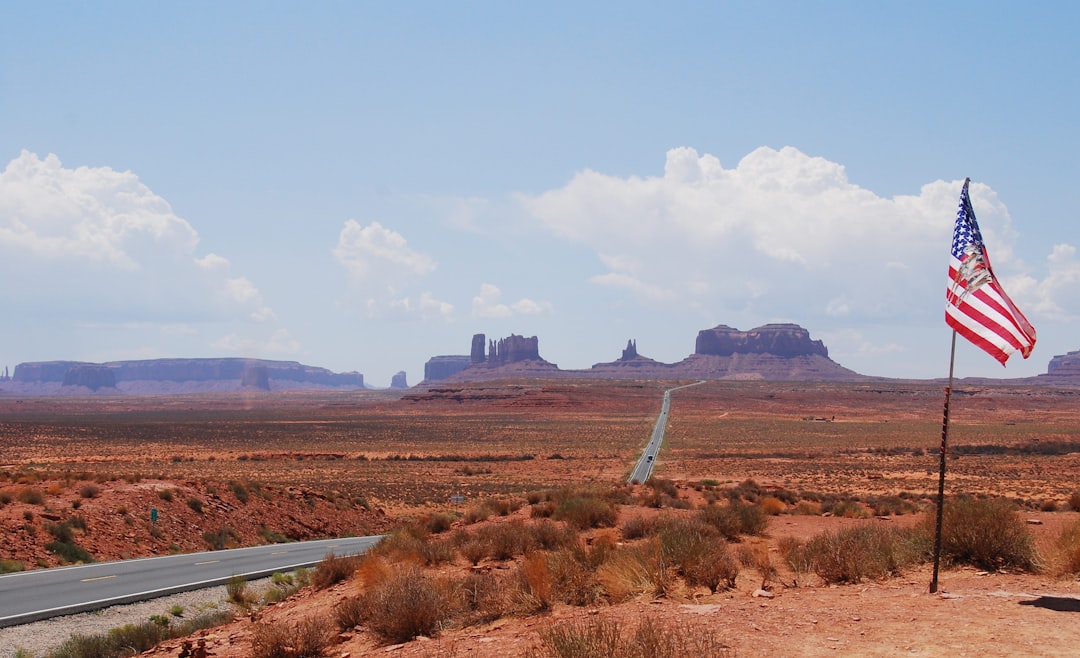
[2,2,1078,387]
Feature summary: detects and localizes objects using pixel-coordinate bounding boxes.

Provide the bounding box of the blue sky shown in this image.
[2,2,1078,386]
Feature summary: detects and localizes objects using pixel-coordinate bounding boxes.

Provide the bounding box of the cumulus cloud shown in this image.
[517,146,1064,324]
[471,283,553,319]
[333,219,451,320]
[0,151,276,325]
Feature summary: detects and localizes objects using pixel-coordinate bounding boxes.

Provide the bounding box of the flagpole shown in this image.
[930,329,958,594]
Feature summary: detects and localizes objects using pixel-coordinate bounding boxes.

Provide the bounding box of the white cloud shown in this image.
[334,219,436,285]
[333,219,453,320]
[517,146,1035,325]
[0,151,275,324]
[472,283,553,319]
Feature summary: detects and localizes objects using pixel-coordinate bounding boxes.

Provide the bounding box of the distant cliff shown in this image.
[423,324,862,384]
[9,358,363,394]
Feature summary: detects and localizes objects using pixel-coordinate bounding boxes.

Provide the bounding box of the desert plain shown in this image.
[3,378,1080,656]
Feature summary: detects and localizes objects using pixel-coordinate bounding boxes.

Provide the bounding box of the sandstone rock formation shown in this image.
[695,323,829,358]
[9,358,364,394]
[391,371,409,389]
[61,365,117,391]
[424,355,471,382]
[426,324,862,384]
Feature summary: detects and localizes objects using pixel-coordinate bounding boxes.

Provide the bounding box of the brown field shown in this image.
[3,378,1080,656]
[4,379,1078,509]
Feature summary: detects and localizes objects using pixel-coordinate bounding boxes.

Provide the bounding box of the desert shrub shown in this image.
[424,512,456,534]
[928,496,1039,572]
[552,494,617,530]
[695,501,768,540]
[229,481,250,503]
[0,559,25,573]
[312,551,363,589]
[656,517,719,576]
[251,616,332,658]
[46,539,94,564]
[459,538,489,566]
[530,518,579,550]
[336,596,366,630]
[186,498,204,514]
[78,484,101,499]
[800,523,928,584]
[827,499,871,519]
[0,491,12,506]
[45,520,76,543]
[1040,499,1059,512]
[531,616,731,658]
[759,496,786,516]
[530,501,556,518]
[356,562,454,642]
[684,543,739,593]
[1069,491,1080,512]
[1052,516,1080,576]
[475,519,536,560]
[647,478,678,499]
[778,535,815,586]
[419,536,456,565]
[621,515,656,540]
[17,487,44,505]
[534,616,621,658]
[597,538,672,602]
[793,500,822,516]
[226,576,253,606]
[460,570,510,622]
[157,488,174,502]
[546,547,603,606]
[258,526,293,544]
[867,494,921,516]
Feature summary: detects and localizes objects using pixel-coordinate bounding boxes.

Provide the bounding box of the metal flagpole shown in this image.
[930,330,958,594]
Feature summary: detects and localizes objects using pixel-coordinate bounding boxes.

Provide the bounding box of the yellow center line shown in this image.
[80,575,116,582]
[194,560,220,565]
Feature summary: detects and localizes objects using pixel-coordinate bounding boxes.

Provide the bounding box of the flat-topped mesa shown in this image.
[62,365,117,391]
[695,323,829,358]
[390,371,409,389]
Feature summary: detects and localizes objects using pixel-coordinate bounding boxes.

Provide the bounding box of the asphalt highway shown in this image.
[0,535,381,628]
[628,381,706,483]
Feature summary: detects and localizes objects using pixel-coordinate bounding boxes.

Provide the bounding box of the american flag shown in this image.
[946,178,1036,365]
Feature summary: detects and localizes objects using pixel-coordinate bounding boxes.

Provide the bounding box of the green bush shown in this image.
[46,540,95,564]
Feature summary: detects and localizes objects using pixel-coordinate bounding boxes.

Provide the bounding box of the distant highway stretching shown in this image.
[628,381,706,483]
[0,535,381,628]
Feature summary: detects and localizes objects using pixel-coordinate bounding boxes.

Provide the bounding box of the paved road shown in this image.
[0,535,381,628]
[628,381,706,483]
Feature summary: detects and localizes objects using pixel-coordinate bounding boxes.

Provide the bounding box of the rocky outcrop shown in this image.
[8,358,364,393]
[487,334,541,364]
[424,356,472,382]
[390,371,409,389]
[421,333,556,383]
[695,323,829,358]
[61,365,117,391]
[428,323,863,384]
